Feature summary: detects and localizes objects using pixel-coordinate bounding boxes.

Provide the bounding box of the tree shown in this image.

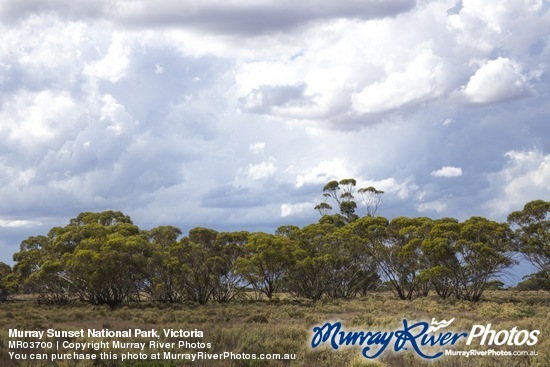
[143,226,183,303]
[285,223,337,301]
[0,262,17,301]
[189,227,219,249]
[507,200,549,275]
[236,233,293,299]
[62,224,149,306]
[212,231,249,303]
[13,211,149,306]
[350,216,430,300]
[452,217,516,301]
[420,218,461,299]
[315,179,384,223]
[169,237,223,305]
[166,230,249,304]
[358,186,384,217]
[324,227,379,299]
[283,223,379,301]
[515,271,550,291]
[12,235,75,304]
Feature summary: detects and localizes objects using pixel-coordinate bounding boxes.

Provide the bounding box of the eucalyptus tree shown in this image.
[324,226,379,299]
[315,179,359,223]
[508,200,549,288]
[0,262,16,301]
[212,231,249,303]
[315,178,384,223]
[60,214,149,306]
[13,235,75,304]
[166,227,224,304]
[169,230,249,304]
[13,211,149,306]
[169,237,223,304]
[358,186,385,217]
[236,232,293,299]
[452,217,516,301]
[349,216,431,300]
[143,225,183,303]
[284,223,336,301]
[63,228,149,306]
[284,222,379,300]
[420,218,461,298]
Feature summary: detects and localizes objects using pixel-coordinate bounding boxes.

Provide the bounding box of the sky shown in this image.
[0,0,548,283]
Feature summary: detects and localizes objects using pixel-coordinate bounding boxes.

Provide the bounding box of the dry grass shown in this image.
[0,291,548,366]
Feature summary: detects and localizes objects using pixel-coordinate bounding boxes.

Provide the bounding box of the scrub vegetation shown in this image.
[0,180,547,366]
[0,291,548,366]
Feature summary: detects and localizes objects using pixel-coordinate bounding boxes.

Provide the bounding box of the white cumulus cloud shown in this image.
[246,159,276,180]
[486,149,550,216]
[431,166,463,178]
[352,49,447,114]
[295,159,352,188]
[0,219,42,228]
[280,202,312,217]
[417,200,448,213]
[462,57,531,104]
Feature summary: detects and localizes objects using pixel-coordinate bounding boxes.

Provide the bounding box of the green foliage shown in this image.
[143,226,183,303]
[12,212,148,306]
[285,223,379,301]
[349,215,517,302]
[8,198,547,305]
[349,216,428,300]
[420,218,461,299]
[315,178,384,223]
[0,262,16,301]
[515,270,550,291]
[12,234,73,304]
[236,233,293,299]
[170,239,223,304]
[508,200,550,273]
[455,216,516,301]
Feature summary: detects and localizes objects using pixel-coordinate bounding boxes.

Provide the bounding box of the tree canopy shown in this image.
[3,196,548,305]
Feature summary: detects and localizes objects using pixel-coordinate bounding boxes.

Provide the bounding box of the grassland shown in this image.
[0,291,548,367]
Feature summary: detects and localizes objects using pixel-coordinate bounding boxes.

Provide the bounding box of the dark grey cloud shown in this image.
[200,180,310,210]
[0,0,107,24]
[0,0,416,35]
[118,0,416,35]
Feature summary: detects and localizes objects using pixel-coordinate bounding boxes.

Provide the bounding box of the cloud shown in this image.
[154,63,164,74]
[0,0,549,272]
[417,200,448,213]
[0,219,42,228]
[249,142,265,155]
[486,149,550,216]
[0,0,415,35]
[84,33,131,83]
[0,90,78,144]
[352,49,447,114]
[431,166,463,178]
[448,0,549,59]
[280,202,312,217]
[358,177,418,200]
[239,83,317,115]
[0,0,107,22]
[462,57,532,104]
[295,159,353,188]
[246,159,277,181]
[116,0,416,35]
